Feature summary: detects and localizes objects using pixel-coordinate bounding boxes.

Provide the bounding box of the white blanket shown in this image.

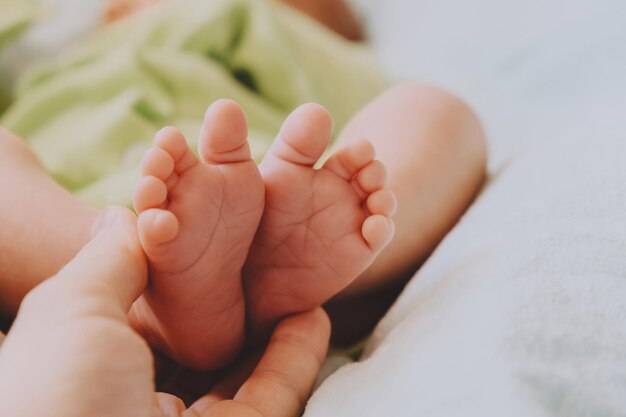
[306,0,626,416]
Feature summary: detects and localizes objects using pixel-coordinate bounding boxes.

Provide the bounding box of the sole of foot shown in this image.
[130,99,264,370]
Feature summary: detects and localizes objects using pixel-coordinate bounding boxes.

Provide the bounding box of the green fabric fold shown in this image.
[0,0,40,48]
[2,0,387,208]
[0,0,42,111]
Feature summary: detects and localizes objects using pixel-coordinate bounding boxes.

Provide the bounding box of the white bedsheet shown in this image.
[306,1,626,416]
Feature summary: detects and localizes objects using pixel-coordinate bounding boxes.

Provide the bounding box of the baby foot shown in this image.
[244,104,396,336]
[129,100,264,370]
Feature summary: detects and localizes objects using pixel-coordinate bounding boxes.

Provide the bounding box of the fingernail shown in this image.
[91,207,123,238]
[102,208,122,227]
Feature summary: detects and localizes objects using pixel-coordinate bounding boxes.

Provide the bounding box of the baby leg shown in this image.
[326,83,487,341]
[0,128,98,319]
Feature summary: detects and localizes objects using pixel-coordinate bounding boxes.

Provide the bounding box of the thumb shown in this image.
[0,207,152,417]
[22,206,148,322]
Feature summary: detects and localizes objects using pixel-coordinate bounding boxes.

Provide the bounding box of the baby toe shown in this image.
[366,189,398,217]
[137,209,179,249]
[355,160,387,195]
[264,103,333,167]
[140,146,175,181]
[362,214,395,252]
[133,176,168,213]
[154,126,198,174]
[199,99,251,164]
[323,139,375,180]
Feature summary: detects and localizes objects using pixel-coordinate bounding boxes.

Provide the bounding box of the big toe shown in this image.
[264,103,334,167]
[199,99,251,164]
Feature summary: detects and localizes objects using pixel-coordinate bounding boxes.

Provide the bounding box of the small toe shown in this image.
[137,209,179,248]
[355,160,387,194]
[366,189,398,217]
[133,176,168,213]
[154,126,198,174]
[323,139,375,180]
[362,214,395,252]
[199,99,251,164]
[140,146,175,180]
[263,103,333,167]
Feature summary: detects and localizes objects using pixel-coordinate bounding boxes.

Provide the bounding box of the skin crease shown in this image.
[0,207,330,417]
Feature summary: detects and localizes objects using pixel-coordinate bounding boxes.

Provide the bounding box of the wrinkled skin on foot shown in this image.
[129,100,395,366]
[130,100,264,370]
[244,104,396,338]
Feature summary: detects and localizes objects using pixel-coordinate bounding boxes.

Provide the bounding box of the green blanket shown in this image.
[0,0,40,48]
[0,0,386,208]
[0,0,42,111]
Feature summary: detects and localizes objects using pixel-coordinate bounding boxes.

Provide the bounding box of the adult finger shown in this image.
[152,393,186,417]
[0,207,152,417]
[187,352,262,408]
[189,308,331,417]
[19,206,148,322]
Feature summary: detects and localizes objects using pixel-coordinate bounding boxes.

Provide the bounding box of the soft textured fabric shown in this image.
[1,0,386,207]
[304,0,626,416]
[0,0,41,111]
[0,0,40,49]
[0,0,107,84]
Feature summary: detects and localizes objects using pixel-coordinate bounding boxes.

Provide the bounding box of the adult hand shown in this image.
[0,207,330,417]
